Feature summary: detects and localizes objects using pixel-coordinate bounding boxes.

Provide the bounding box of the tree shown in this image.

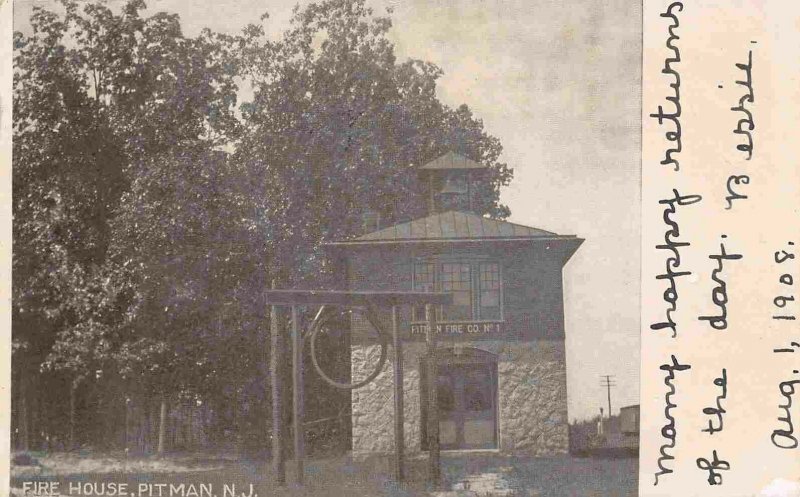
[235,0,512,288]
[13,0,240,451]
[107,145,270,451]
[12,0,514,454]
[232,0,514,433]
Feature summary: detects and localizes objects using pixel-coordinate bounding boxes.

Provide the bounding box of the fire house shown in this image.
[326,152,583,458]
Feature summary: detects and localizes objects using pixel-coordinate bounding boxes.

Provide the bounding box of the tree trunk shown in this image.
[69,382,77,451]
[31,388,39,450]
[19,376,29,451]
[124,395,130,454]
[157,396,168,455]
[233,387,241,454]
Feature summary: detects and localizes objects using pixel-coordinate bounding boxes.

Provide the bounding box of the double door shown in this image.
[434,361,498,450]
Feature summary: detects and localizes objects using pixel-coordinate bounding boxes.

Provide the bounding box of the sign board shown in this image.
[409,321,504,338]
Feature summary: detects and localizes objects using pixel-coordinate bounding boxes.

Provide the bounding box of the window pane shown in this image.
[414,262,435,291]
[480,291,499,307]
[479,263,501,320]
[441,263,471,321]
[413,262,435,321]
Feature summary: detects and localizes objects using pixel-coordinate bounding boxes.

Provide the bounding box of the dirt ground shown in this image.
[11,451,638,497]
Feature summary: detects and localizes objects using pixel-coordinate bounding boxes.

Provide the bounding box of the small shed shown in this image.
[619,404,640,436]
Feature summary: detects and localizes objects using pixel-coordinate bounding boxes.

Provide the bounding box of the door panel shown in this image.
[463,420,495,446]
[439,420,458,446]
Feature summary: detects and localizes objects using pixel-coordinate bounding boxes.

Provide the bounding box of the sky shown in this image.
[14,0,642,421]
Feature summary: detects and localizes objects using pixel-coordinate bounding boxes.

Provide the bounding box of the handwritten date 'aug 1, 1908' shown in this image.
[771,241,798,450]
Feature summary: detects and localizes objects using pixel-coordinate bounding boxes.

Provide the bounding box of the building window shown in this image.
[412,260,502,322]
[440,262,472,320]
[479,263,501,321]
[413,262,435,322]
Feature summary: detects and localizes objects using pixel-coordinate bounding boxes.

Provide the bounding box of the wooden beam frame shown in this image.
[391,306,404,482]
[270,302,286,485]
[268,290,448,487]
[291,306,304,485]
[425,303,441,487]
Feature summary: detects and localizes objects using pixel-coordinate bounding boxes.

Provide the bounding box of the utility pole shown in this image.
[600,375,616,417]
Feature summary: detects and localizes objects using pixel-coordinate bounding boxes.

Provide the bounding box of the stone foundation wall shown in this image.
[350,344,423,457]
[496,341,569,455]
[350,340,568,459]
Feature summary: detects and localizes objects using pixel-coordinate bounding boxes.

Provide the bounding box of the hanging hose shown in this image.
[309,303,390,390]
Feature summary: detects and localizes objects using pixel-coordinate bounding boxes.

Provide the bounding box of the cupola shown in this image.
[419,151,486,214]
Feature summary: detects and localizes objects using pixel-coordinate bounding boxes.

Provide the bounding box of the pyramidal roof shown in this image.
[328,210,579,246]
[419,151,486,170]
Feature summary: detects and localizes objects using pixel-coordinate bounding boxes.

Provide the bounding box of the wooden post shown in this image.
[270,299,286,485]
[291,305,304,485]
[425,303,440,486]
[391,306,404,482]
